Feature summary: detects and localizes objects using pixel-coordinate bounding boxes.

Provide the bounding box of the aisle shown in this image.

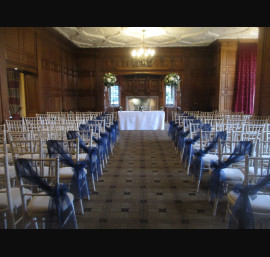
[76,128,227,229]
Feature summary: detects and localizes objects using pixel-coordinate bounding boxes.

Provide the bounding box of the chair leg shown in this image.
[79,199,84,215]
[224,202,231,228]
[92,173,96,191]
[213,195,219,216]
[196,179,201,193]
[3,213,7,229]
[33,217,39,229]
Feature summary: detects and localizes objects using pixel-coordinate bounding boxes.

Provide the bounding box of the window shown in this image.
[109,85,120,107]
[165,85,175,106]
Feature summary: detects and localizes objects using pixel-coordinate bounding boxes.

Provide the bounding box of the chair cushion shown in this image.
[0,187,31,209]
[17,153,40,159]
[0,153,13,163]
[221,168,244,181]
[247,167,269,176]
[202,154,219,165]
[59,166,87,179]
[228,191,270,213]
[0,165,17,178]
[27,192,74,215]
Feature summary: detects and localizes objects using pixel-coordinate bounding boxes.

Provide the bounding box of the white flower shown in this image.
[164,73,181,87]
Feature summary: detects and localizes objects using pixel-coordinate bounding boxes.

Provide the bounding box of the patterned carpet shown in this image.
[76,125,228,229]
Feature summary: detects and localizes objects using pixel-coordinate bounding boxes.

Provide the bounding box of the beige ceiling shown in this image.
[54,27,258,48]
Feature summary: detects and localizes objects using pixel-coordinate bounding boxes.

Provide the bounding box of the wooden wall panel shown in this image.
[4,27,37,73]
[218,40,238,112]
[24,75,39,117]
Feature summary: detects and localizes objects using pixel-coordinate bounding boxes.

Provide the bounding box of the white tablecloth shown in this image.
[118,111,165,130]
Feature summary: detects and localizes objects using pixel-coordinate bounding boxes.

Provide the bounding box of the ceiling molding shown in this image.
[53,27,259,48]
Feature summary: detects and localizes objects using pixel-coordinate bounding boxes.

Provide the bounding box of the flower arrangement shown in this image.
[160,106,164,110]
[119,106,123,111]
[139,106,144,111]
[164,73,181,87]
[103,72,117,87]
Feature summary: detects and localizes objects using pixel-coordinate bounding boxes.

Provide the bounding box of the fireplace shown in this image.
[126,96,159,111]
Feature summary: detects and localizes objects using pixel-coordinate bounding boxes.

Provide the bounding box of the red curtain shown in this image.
[233,43,257,114]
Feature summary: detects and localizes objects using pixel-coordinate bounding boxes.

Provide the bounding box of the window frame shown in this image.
[165,85,176,107]
[109,85,120,107]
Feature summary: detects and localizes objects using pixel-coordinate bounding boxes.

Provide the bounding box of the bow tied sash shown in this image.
[208,141,253,199]
[15,158,77,229]
[229,175,270,229]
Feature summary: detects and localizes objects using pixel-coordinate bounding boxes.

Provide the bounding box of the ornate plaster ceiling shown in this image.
[54,27,258,48]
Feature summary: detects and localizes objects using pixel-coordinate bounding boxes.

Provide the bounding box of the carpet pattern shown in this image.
[76,128,228,229]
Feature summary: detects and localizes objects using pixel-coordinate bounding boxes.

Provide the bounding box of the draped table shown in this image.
[118,111,165,130]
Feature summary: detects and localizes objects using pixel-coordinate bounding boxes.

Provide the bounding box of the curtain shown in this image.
[7,69,21,119]
[233,43,257,114]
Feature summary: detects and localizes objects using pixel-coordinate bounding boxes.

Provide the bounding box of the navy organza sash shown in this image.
[100,132,110,155]
[66,131,101,179]
[113,120,120,139]
[47,140,90,200]
[208,141,253,199]
[92,136,106,161]
[168,121,176,140]
[14,158,77,229]
[105,125,117,150]
[229,174,270,229]
[182,132,201,167]
[190,131,227,181]
[177,127,190,153]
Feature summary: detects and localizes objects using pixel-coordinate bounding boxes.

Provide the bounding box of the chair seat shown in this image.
[202,154,219,165]
[0,165,17,178]
[72,153,89,161]
[27,192,74,216]
[247,167,269,176]
[59,166,87,179]
[17,154,40,159]
[0,153,13,163]
[0,144,11,153]
[0,187,31,210]
[221,168,244,182]
[228,191,270,214]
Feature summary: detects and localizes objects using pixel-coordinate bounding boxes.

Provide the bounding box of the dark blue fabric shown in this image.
[190,131,227,181]
[66,131,101,179]
[168,121,175,140]
[182,132,201,167]
[177,127,190,153]
[47,140,90,200]
[208,141,253,199]
[229,174,270,229]
[105,125,117,152]
[14,158,77,229]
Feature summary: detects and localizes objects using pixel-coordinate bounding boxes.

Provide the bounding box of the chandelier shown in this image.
[131,30,155,67]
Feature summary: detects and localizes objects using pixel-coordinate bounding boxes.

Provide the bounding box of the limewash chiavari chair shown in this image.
[14,156,78,229]
[6,120,26,132]
[46,138,90,215]
[225,155,270,229]
[0,149,32,229]
[208,139,253,216]
[190,131,227,192]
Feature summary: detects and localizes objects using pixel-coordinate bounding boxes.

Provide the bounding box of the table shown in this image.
[118,111,165,130]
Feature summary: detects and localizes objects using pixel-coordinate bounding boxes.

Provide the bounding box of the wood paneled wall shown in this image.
[0,27,263,124]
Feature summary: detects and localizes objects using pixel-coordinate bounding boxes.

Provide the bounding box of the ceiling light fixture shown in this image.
[131,30,155,67]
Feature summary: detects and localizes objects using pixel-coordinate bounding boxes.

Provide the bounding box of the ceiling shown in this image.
[53,27,259,48]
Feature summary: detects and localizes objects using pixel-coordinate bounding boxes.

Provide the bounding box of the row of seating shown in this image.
[0,112,120,229]
[169,111,270,229]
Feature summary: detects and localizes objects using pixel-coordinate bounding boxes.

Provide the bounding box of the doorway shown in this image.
[7,68,38,119]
